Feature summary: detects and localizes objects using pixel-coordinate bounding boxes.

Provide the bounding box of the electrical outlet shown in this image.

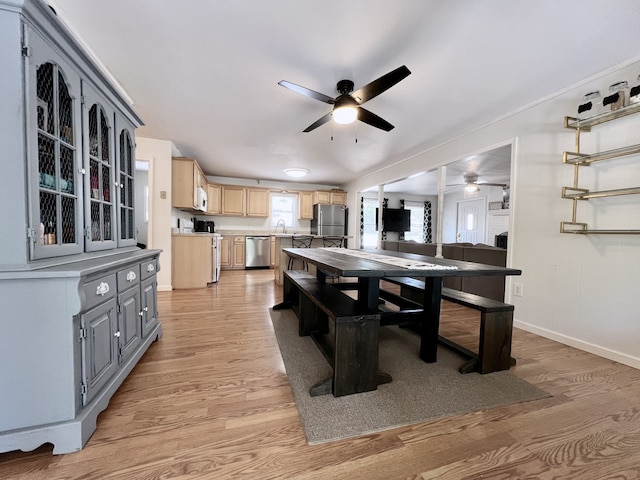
[513,282,523,297]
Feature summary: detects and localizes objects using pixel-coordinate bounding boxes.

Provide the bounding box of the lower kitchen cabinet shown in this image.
[233,236,246,268]
[0,249,162,455]
[220,236,246,270]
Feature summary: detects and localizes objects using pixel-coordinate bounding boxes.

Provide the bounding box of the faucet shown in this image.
[275,219,287,234]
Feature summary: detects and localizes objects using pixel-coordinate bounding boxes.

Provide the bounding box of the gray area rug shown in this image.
[270,308,550,445]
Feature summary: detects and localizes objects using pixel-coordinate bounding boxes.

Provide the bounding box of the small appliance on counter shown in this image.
[194,219,215,233]
[177,218,194,234]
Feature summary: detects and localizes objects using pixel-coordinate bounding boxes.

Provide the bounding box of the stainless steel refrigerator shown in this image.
[310,204,347,236]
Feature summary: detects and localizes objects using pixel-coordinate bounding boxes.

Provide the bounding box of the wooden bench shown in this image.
[382,276,515,374]
[278,270,386,397]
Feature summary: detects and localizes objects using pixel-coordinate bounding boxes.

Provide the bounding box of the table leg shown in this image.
[357,277,380,309]
[419,277,443,363]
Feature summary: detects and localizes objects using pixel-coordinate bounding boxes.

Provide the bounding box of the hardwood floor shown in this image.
[2,269,640,479]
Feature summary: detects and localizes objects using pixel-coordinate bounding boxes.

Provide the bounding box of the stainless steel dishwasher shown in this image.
[245,236,270,268]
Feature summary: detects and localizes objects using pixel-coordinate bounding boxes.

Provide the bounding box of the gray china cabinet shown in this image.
[0,0,162,454]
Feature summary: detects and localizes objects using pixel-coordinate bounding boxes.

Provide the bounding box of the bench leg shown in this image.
[477,310,513,374]
[332,315,382,397]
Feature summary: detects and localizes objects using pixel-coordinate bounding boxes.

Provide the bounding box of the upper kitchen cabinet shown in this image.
[313,189,346,206]
[172,157,207,212]
[246,188,269,217]
[207,183,221,214]
[330,190,346,205]
[221,185,246,215]
[298,191,314,219]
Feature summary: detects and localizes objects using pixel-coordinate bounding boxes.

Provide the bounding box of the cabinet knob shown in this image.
[143,306,148,312]
[138,311,144,317]
[96,282,110,296]
[146,264,155,272]
[126,271,136,282]
[114,331,121,338]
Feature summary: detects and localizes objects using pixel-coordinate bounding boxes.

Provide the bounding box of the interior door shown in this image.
[456,198,486,244]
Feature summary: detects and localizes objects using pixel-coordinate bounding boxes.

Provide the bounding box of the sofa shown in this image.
[380,241,507,301]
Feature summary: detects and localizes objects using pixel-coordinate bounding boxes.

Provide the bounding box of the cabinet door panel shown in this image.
[83,81,117,252]
[246,188,269,217]
[81,298,118,405]
[141,276,158,338]
[27,28,84,260]
[221,186,246,215]
[118,287,142,361]
[115,113,137,247]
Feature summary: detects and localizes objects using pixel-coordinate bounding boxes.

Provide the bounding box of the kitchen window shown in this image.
[271,193,297,228]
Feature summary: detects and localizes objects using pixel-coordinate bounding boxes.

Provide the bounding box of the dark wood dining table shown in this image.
[281,247,522,364]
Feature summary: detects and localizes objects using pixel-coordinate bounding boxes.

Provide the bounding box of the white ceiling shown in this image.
[49,0,640,193]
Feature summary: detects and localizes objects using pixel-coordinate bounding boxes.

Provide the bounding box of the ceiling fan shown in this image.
[278,65,411,133]
[448,173,509,195]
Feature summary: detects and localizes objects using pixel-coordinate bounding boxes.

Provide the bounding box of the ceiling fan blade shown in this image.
[478,182,509,187]
[278,80,335,104]
[303,112,333,132]
[351,65,411,104]
[357,107,394,131]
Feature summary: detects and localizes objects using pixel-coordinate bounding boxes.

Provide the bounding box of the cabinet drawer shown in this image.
[82,274,117,311]
[117,264,140,290]
[140,258,158,280]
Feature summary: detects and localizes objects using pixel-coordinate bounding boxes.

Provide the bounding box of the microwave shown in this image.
[196,186,207,212]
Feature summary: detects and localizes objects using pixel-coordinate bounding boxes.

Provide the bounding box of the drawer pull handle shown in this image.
[146,264,155,273]
[126,271,137,282]
[96,282,110,296]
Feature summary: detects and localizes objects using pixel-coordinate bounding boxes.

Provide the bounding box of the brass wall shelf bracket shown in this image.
[561,103,640,234]
[564,103,640,130]
[563,144,640,165]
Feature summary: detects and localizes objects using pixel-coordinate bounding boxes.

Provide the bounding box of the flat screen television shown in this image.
[375,207,411,232]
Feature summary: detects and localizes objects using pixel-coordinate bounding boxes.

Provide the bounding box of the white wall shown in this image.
[343,59,640,368]
[135,137,173,291]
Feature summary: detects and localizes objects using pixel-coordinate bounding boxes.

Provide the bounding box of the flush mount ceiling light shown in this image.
[284,168,309,178]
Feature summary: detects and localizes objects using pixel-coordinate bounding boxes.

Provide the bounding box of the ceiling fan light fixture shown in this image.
[332,106,357,124]
[464,183,479,193]
[283,168,309,178]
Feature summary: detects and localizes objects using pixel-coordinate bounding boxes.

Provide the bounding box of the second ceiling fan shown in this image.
[278,65,411,133]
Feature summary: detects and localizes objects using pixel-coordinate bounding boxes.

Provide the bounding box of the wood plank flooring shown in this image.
[2,269,640,479]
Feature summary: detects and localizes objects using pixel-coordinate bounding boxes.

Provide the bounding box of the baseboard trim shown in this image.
[514,319,640,370]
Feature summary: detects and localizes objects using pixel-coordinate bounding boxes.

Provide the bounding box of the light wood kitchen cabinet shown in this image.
[172,236,212,289]
[313,190,331,205]
[330,190,346,205]
[233,236,246,268]
[172,157,206,210]
[246,188,269,217]
[221,185,246,216]
[312,189,346,205]
[220,236,231,267]
[298,191,314,219]
[207,183,221,214]
[270,236,276,268]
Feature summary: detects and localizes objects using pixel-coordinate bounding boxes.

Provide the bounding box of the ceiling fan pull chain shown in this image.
[331,120,334,141]
[355,122,358,143]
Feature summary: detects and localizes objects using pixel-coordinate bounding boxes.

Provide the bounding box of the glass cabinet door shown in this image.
[115,113,137,247]
[28,29,83,260]
[83,82,117,252]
